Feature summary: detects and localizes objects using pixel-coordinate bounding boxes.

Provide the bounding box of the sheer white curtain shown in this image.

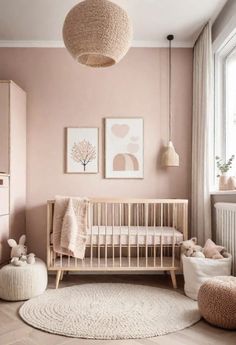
[191,23,213,245]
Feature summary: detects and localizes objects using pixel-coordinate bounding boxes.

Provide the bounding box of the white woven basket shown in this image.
[182,253,232,300]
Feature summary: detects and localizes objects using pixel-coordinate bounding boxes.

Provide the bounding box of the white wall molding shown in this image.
[0,40,65,48]
[0,40,193,48]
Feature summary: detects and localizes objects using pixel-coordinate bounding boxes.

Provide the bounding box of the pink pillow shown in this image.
[203,239,224,259]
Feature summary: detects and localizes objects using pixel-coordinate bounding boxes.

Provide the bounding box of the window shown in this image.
[214,34,236,188]
[225,50,236,167]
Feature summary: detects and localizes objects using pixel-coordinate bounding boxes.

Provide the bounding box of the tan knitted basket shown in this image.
[63,0,133,67]
[198,276,236,329]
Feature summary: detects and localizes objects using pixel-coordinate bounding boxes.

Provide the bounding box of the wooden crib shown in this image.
[47,198,188,288]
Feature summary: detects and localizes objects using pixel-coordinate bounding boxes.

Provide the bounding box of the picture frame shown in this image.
[105,118,144,179]
[66,127,99,174]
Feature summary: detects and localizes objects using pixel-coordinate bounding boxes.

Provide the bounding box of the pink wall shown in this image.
[0,47,193,260]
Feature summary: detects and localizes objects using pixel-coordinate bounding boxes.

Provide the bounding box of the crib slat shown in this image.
[105,203,108,268]
[119,203,122,267]
[98,203,101,267]
[137,203,139,267]
[112,203,115,267]
[50,247,52,267]
[167,203,170,257]
[90,203,93,267]
[154,203,156,267]
[51,248,54,267]
[47,203,52,268]
[172,203,177,267]
[226,210,229,250]
[49,246,51,267]
[221,209,224,249]
[160,203,163,268]
[168,203,170,226]
[53,249,55,267]
[128,203,131,267]
[145,203,148,267]
[183,203,188,240]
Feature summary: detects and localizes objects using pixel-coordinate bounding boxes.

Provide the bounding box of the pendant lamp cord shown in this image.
[168,37,172,142]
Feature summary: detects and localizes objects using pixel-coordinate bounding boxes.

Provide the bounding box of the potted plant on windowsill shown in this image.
[216,155,235,190]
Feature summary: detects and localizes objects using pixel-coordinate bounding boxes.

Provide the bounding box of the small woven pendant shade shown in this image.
[161,141,179,167]
[161,34,180,167]
[63,0,133,67]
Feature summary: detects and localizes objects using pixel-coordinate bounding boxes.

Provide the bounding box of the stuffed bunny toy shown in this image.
[7,235,36,266]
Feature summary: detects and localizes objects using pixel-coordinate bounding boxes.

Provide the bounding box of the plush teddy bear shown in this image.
[180,237,205,258]
[7,235,36,266]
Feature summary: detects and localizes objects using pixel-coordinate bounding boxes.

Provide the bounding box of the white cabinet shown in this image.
[0,81,26,265]
[0,85,9,174]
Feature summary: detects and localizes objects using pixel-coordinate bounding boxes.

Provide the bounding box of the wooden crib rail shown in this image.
[47,198,188,204]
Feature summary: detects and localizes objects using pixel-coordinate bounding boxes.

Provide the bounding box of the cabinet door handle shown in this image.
[0,179,3,186]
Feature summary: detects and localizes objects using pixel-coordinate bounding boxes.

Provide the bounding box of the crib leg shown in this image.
[60,271,64,281]
[170,270,177,289]
[55,270,61,289]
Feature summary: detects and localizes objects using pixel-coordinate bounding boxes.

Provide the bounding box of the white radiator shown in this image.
[215,203,236,275]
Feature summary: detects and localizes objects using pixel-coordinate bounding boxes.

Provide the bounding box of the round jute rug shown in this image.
[19,283,200,339]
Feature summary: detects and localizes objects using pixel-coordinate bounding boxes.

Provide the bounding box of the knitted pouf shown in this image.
[0,258,48,301]
[198,276,236,329]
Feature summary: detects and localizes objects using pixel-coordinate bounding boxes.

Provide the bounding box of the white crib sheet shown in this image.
[87,226,183,246]
[51,226,183,246]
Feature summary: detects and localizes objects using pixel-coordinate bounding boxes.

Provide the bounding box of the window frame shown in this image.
[213,33,236,189]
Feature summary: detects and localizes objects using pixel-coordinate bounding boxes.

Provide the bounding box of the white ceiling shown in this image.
[0,0,227,47]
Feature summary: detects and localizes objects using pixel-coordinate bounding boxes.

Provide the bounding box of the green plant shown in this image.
[215,155,235,177]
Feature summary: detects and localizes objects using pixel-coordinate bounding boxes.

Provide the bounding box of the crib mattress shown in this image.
[87,226,182,246]
[51,226,183,246]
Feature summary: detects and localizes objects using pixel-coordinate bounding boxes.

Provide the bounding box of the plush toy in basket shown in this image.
[7,235,36,266]
[181,238,232,300]
[181,237,225,259]
[180,237,205,258]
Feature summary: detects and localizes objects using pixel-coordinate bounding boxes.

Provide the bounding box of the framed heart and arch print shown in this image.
[105,118,144,179]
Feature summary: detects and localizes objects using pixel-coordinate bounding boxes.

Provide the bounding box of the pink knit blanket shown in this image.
[53,196,89,259]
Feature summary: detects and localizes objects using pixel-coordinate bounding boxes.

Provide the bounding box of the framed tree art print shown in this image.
[105,118,144,178]
[66,127,99,173]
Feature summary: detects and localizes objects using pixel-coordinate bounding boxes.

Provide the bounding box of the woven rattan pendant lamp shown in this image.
[63,0,133,67]
[161,35,180,167]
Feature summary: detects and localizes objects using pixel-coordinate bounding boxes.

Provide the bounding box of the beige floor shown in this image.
[0,274,235,345]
